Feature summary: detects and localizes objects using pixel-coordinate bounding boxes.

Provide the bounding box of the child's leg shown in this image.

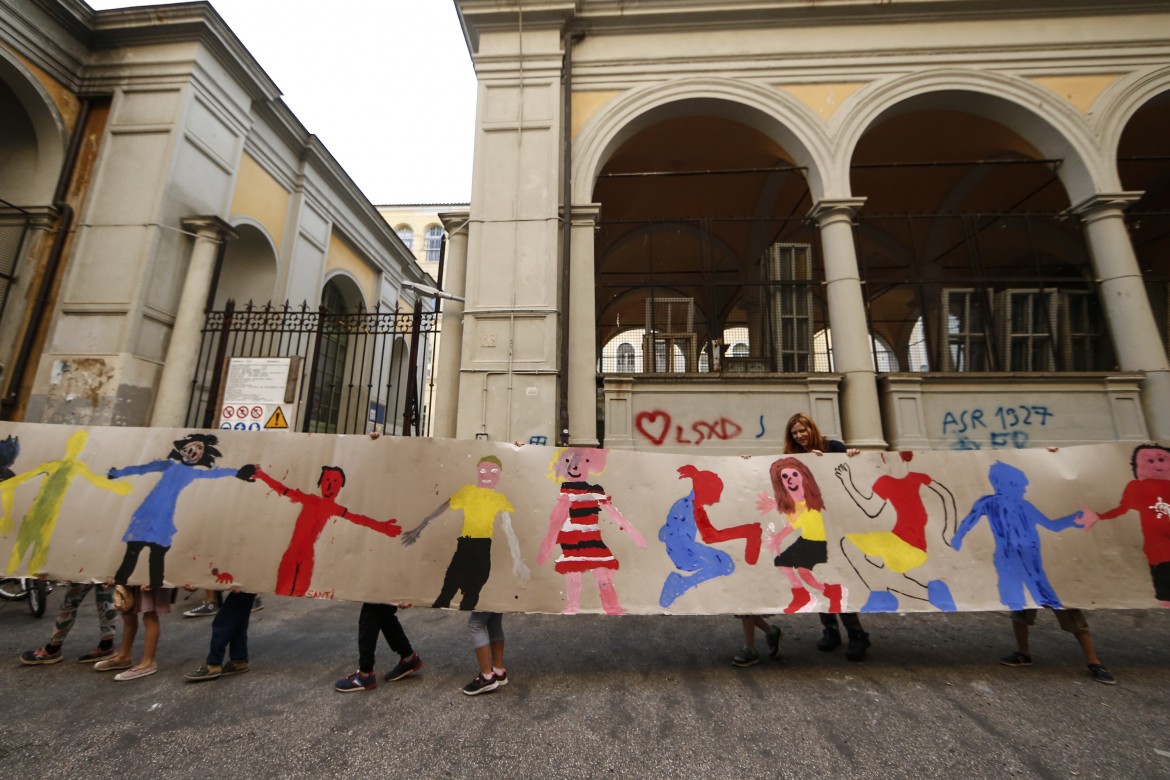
[1011,612,1032,655]
[378,604,414,660]
[47,583,90,647]
[356,603,387,673]
[468,611,494,676]
[115,611,138,663]
[487,613,505,672]
[94,585,118,644]
[138,611,160,669]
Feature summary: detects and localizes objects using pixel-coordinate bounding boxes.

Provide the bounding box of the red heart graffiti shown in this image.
[635,410,671,446]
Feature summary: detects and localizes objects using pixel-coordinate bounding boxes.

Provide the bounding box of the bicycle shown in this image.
[0,577,52,617]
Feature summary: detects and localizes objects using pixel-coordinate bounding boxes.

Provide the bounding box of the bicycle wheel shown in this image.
[28,579,48,617]
[0,578,29,601]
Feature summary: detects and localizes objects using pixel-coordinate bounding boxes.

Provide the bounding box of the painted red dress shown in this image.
[553,481,620,573]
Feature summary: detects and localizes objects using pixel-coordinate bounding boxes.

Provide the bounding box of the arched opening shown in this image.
[850,99,1110,373]
[214,222,278,309]
[306,276,366,433]
[594,111,823,376]
[1119,90,1170,354]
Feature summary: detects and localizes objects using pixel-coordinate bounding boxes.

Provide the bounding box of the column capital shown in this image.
[180,215,238,241]
[567,202,602,226]
[1067,192,1143,223]
[439,210,470,235]
[808,198,867,226]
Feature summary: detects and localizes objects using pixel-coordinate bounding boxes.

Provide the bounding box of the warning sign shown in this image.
[215,357,300,432]
[265,406,289,430]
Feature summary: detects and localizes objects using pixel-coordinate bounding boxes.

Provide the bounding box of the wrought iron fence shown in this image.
[185,300,440,436]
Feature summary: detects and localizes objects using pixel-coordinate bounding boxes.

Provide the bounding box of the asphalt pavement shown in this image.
[1,592,1168,779]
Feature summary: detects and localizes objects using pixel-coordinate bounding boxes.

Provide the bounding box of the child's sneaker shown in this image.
[77,645,116,663]
[493,669,508,687]
[1000,651,1032,667]
[1088,663,1116,685]
[184,664,223,682]
[335,670,376,692]
[461,673,499,696]
[222,660,250,675]
[19,645,63,665]
[183,601,218,618]
[251,596,264,612]
[845,629,871,662]
[732,646,760,667]
[384,653,422,681]
[765,624,782,658]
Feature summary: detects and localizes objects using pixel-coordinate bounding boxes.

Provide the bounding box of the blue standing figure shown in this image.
[658,466,736,608]
[109,433,253,590]
[952,461,1081,610]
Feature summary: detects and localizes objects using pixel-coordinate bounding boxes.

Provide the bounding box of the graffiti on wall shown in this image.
[635,410,745,447]
[941,405,1055,450]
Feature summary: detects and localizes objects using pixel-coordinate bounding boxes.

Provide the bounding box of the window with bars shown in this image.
[762,243,814,372]
[395,226,414,251]
[941,287,1099,371]
[307,282,349,433]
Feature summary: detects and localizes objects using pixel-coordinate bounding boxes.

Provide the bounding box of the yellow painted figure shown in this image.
[2,431,132,575]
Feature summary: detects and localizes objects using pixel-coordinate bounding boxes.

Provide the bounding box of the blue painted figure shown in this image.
[952,461,1081,610]
[658,466,736,608]
[108,433,253,590]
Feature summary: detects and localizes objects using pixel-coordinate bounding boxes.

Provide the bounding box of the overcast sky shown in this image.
[85,0,477,205]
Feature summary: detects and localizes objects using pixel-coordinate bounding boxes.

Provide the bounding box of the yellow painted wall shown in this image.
[571,90,622,139]
[1030,74,1122,114]
[778,83,866,123]
[229,152,290,252]
[326,230,377,305]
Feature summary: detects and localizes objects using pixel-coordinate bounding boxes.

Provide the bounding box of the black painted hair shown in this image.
[169,433,222,467]
[318,466,346,487]
[1131,443,1170,477]
[0,435,18,468]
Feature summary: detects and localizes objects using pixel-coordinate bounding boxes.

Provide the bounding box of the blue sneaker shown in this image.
[335,670,376,692]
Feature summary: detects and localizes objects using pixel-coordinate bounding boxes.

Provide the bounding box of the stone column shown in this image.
[150,216,236,427]
[1074,192,1170,439]
[809,198,886,449]
[432,212,469,439]
[568,204,602,447]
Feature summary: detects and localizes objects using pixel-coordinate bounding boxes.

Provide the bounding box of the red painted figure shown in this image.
[253,465,401,597]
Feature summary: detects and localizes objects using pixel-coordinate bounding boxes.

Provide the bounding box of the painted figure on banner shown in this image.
[834,452,958,612]
[3,430,131,574]
[1080,444,1170,608]
[659,465,761,608]
[757,457,848,614]
[952,460,1082,610]
[538,447,646,615]
[0,435,20,534]
[402,455,530,609]
[108,433,252,590]
[252,464,401,597]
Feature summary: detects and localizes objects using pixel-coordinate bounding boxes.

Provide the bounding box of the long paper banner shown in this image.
[0,422,1166,615]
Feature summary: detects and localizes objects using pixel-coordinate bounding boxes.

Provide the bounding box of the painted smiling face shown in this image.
[319,468,344,499]
[779,467,805,502]
[179,440,205,465]
[477,460,502,489]
[556,448,608,481]
[1135,447,1170,481]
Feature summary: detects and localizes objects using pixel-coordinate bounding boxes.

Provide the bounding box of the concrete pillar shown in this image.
[810,199,886,450]
[567,203,602,447]
[150,216,236,427]
[1074,192,1170,439]
[432,212,469,439]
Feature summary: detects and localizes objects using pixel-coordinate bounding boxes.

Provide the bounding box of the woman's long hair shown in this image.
[769,456,825,513]
[783,412,827,454]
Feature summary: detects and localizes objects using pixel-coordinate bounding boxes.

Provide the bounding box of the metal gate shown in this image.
[185,300,440,436]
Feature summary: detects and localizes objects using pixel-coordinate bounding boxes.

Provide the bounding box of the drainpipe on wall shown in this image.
[2,98,93,420]
[557,29,583,446]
